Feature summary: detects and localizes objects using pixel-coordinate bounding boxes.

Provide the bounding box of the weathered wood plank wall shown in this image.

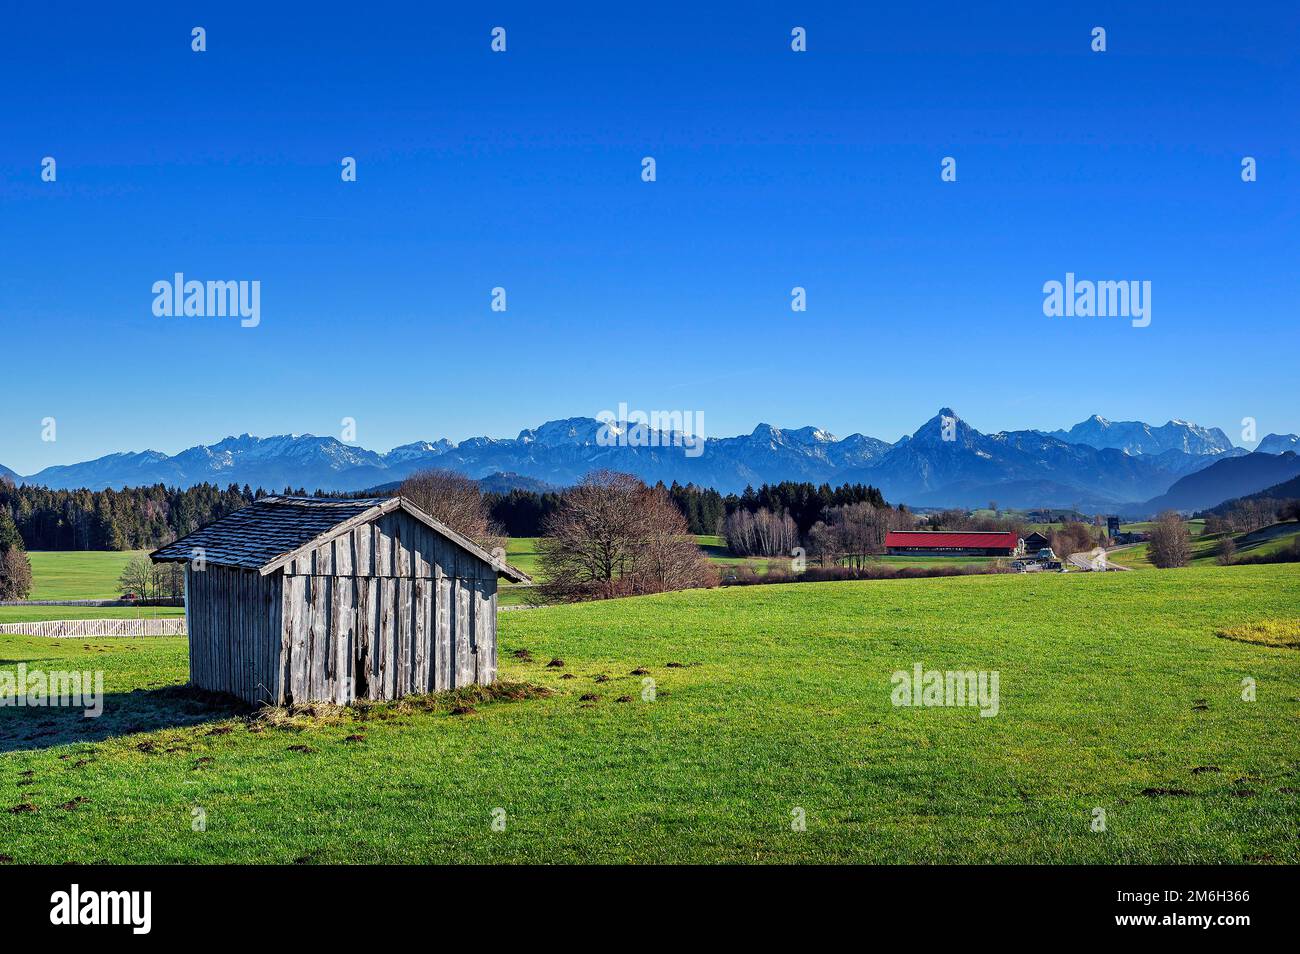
[279,573,495,705]
[185,564,283,705]
[277,510,497,706]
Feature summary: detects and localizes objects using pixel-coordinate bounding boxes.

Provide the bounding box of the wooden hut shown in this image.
[150,496,529,706]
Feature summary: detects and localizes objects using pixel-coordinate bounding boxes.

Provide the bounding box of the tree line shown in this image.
[487,479,890,540]
[2,470,896,555]
[0,479,366,552]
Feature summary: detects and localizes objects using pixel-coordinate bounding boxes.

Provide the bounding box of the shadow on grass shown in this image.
[0,685,249,754]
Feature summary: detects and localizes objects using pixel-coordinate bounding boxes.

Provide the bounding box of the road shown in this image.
[1067,549,1131,571]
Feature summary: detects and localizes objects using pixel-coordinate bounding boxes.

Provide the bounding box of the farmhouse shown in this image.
[150,496,529,706]
[885,530,1021,557]
[1021,531,1050,553]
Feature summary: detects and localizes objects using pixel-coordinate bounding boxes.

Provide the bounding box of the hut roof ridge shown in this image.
[150,495,530,582]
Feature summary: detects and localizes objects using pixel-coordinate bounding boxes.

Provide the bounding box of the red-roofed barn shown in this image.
[885,530,1022,557]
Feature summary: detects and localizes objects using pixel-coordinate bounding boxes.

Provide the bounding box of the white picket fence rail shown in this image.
[0,618,188,638]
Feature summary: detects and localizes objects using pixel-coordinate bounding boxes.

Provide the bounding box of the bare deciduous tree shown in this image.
[722,507,799,557]
[807,520,843,567]
[399,469,504,553]
[538,471,715,602]
[118,554,156,598]
[1148,510,1192,568]
[117,554,184,601]
[1049,522,1097,558]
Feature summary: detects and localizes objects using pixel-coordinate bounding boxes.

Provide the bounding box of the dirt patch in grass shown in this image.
[1140,787,1192,797]
[1216,619,1300,649]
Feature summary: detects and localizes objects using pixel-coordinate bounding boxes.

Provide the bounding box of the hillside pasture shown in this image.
[1110,521,1299,569]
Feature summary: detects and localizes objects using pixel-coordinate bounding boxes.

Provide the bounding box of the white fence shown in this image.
[0,618,188,638]
[0,599,183,607]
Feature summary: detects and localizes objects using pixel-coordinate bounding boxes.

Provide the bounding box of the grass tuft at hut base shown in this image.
[252,681,554,730]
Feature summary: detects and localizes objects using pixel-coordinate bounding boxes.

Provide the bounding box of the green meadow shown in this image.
[1,565,1296,864]
[26,550,148,601]
[2,550,183,624]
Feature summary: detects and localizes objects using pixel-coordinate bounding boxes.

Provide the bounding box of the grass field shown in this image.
[1,565,1296,863]
[1120,519,1207,536]
[3,550,182,626]
[26,550,148,601]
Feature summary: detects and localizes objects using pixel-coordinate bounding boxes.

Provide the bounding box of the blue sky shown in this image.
[2,2,1297,474]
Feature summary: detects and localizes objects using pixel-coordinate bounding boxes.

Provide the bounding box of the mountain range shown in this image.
[1047,415,1234,456]
[4,412,1298,515]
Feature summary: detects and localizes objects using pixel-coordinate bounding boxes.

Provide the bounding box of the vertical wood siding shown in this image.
[185,564,283,706]
[270,510,498,706]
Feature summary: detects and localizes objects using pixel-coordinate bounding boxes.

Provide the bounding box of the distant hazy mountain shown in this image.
[1136,452,1300,515]
[1255,433,1300,455]
[1048,415,1234,456]
[9,409,1261,511]
[0,463,18,483]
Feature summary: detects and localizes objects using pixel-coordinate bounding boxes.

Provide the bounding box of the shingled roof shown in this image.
[150,496,530,582]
